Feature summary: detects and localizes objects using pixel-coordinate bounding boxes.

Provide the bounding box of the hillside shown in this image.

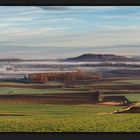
[65,54,136,62]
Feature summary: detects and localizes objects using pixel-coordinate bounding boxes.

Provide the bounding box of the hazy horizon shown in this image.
[0,6,140,59]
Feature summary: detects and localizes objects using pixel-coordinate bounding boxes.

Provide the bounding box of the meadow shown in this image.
[0,103,140,132]
[0,87,81,95]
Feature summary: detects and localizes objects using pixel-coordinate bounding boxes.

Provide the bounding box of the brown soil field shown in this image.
[1,82,140,91]
[0,92,99,104]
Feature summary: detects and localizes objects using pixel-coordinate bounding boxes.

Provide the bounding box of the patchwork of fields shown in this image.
[0,79,139,132]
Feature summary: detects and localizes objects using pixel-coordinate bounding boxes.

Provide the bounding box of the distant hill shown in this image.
[65,54,137,62]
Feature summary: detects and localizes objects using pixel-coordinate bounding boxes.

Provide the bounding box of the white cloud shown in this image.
[100,12,140,20]
[71,6,116,11]
[0,6,139,58]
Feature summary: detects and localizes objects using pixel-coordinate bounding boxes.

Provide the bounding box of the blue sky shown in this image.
[0,6,140,59]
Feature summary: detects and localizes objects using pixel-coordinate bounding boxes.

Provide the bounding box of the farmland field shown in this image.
[0,87,82,95]
[0,103,139,132]
[0,103,134,132]
[0,79,139,132]
[90,79,140,85]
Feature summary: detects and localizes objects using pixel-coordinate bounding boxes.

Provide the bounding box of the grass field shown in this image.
[90,79,140,85]
[112,79,140,84]
[0,103,139,132]
[0,79,140,132]
[0,87,82,95]
[0,104,129,132]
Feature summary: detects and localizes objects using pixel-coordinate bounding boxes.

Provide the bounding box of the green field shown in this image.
[0,79,139,132]
[90,79,140,85]
[0,87,81,95]
[0,103,139,132]
[112,79,140,85]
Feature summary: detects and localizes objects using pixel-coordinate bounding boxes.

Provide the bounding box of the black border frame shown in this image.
[0,0,139,6]
[0,132,140,140]
[0,0,140,140]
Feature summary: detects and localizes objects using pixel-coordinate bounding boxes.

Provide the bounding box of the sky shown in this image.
[0,6,140,59]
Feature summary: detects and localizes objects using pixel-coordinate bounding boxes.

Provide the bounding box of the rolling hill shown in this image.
[65,54,137,62]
